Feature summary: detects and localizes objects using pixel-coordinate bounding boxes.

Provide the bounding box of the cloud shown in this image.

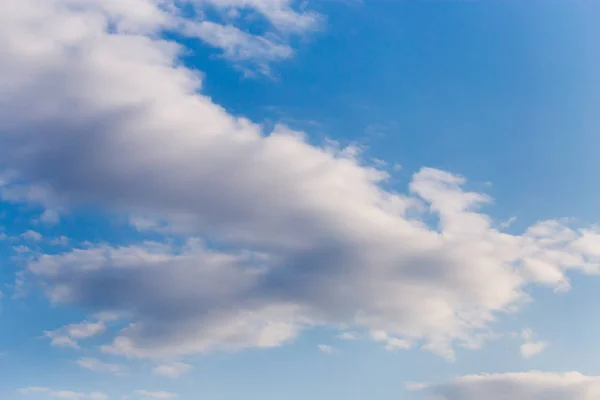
[178,0,323,74]
[423,372,600,400]
[520,341,548,359]
[33,241,302,357]
[182,20,294,75]
[19,387,107,400]
[47,336,79,349]
[370,330,411,353]
[44,317,109,349]
[39,209,61,225]
[202,0,323,34]
[2,0,320,77]
[21,230,42,241]
[13,245,31,254]
[4,0,600,362]
[521,328,535,341]
[76,357,128,376]
[129,216,161,232]
[499,216,517,229]
[134,391,177,399]
[405,381,428,391]
[318,344,334,354]
[337,332,358,340]
[152,362,192,379]
[51,236,70,246]
[519,328,548,359]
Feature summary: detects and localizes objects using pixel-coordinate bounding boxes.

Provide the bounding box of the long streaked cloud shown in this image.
[3,0,600,363]
[19,387,107,400]
[134,390,177,399]
[152,362,193,379]
[76,357,128,377]
[420,372,600,400]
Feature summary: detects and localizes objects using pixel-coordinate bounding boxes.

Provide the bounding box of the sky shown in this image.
[1,1,600,399]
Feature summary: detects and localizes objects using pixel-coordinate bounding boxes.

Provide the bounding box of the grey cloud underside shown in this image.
[4,0,600,359]
[426,372,600,400]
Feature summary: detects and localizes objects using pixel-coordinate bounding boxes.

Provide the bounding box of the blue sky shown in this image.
[2,1,600,399]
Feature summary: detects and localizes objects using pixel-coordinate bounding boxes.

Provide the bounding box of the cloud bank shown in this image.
[425,372,600,400]
[3,0,600,362]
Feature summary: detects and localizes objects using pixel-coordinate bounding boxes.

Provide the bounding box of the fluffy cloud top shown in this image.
[4,0,600,362]
[424,372,600,400]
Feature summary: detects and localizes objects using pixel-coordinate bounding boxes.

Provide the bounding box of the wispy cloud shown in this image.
[76,357,128,377]
[152,362,192,379]
[519,328,549,359]
[134,390,178,399]
[19,387,107,400]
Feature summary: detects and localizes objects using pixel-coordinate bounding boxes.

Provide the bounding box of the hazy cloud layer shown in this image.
[135,390,178,399]
[424,372,600,400]
[19,387,107,400]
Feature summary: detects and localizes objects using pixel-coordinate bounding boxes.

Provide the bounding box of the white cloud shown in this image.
[423,372,600,400]
[370,330,411,353]
[47,336,80,349]
[182,20,294,75]
[76,357,128,376]
[521,328,534,341]
[44,318,109,349]
[520,341,548,359]
[201,0,323,34]
[13,245,31,254]
[12,270,28,299]
[318,344,334,354]
[129,216,160,232]
[5,0,320,76]
[21,230,42,241]
[519,328,548,359]
[152,362,192,379]
[405,381,428,391]
[187,0,322,73]
[4,0,600,363]
[40,209,61,225]
[337,332,358,340]
[19,387,107,400]
[499,216,517,229]
[134,390,177,399]
[57,321,105,339]
[51,236,70,246]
